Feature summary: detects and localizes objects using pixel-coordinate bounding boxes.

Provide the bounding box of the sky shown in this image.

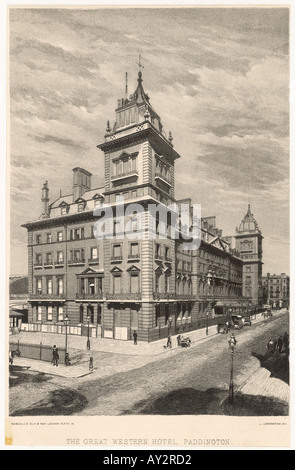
[7,6,290,276]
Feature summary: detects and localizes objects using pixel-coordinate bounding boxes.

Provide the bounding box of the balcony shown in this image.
[34,263,43,269]
[43,261,53,268]
[153,292,194,301]
[155,172,172,188]
[76,293,103,300]
[88,258,99,265]
[68,258,85,266]
[111,170,138,183]
[55,260,64,268]
[111,255,123,263]
[128,254,140,261]
[29,293,65,301]
[106,293,142,301]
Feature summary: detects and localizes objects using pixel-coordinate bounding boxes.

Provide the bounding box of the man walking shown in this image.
[133,330,138,345]
[52,345,59,367]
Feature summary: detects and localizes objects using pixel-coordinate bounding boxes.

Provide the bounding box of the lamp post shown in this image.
[206,311,209,336]
[86,315,91,350]
[228,333,237,404]
[64,315,69,353]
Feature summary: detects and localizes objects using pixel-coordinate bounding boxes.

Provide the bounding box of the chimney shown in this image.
[40,180,50,219]
[72,168,92,201]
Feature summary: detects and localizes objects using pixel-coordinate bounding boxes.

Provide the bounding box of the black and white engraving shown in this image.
[7,6,290,445]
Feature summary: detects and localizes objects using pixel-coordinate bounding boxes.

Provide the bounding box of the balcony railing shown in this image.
[111,170,138,182]
[153,292,194,301]
[43,261,53,268]
[55,260,64,267]
[68,258,86,266]
[76,293,103,300]
[88,258,99,264]
[155,172,172,187]
[29,293,65,300]
[111,255,123,262]
[106,293,142,301]
[128,254,140,260]
[34,263,43,269]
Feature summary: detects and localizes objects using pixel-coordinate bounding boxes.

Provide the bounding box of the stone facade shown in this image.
[22,72,262,341]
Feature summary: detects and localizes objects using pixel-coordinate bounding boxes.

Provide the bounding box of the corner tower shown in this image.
[235,204,263,307]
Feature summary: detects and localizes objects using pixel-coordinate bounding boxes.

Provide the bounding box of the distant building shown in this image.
[9,275,28,328]
[235,204,263,307]
[21,72,262,341]
[262,273,290,309]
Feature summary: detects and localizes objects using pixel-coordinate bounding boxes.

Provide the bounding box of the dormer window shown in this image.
[59,201,70,215]
[75,198,86,212]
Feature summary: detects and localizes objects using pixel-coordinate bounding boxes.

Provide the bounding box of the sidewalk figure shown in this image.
[133,330,138,345]
[167,335,172,349]
[228,333,237,350]
[9,350,13,365]
[89,354,94,371]
[65,352,71,366]
[277,335,284,354]
[283,332,289,353]
[52,345,59,366]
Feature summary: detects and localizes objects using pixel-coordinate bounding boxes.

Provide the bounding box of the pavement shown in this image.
[9,309,289,405]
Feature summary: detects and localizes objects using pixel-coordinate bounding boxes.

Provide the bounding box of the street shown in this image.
[9,312,289,417]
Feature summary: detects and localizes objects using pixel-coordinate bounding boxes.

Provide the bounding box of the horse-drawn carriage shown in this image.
[177,335,191,347]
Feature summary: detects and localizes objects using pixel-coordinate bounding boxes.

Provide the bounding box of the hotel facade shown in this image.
[22,72,263,342]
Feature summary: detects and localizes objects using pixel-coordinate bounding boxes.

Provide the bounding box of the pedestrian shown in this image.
[89,354,94,371]
[52,345,59,366]
[65,352,71,366]
[277,335,284,354]
[283,331,289,353]
[167,335,172,349]
[133,330,138,345]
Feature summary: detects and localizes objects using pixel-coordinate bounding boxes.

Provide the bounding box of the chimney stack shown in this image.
[40,180,50,219]
[72,168,92,201]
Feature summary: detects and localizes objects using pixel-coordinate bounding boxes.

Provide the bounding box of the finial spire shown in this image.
[138,53,144,71]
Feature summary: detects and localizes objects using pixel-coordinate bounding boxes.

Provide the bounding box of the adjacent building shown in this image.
[22,72,263,341]
[262,273,290,309]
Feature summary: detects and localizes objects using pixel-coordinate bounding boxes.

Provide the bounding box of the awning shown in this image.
[9,310,27,318]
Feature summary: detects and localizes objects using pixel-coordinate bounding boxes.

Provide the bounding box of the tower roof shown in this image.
[236,203,261,234]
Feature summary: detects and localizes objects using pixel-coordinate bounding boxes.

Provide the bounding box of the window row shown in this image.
[35,226,97,245]
[34,305,65,322]
[34,276,64,295]
[34,247,99,267]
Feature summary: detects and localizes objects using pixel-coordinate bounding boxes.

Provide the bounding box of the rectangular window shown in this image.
[58,306,64,322]
[90,247,98,260]
[155,244,161,259]
[130,242,139,257]
[47,233,52,243]
[130,274,139,294]
[113,275,121,294]
[57,277,64,295]
[47,278,53,294]
[47,305,53,321]
[35,253,42,266]
[45,253,52,265]
[112,244,122,259]
[57,251,64,264]
[37,306,42,322]
[36,234,41,244]
[36,277,42,294]
[57,231,63,242]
